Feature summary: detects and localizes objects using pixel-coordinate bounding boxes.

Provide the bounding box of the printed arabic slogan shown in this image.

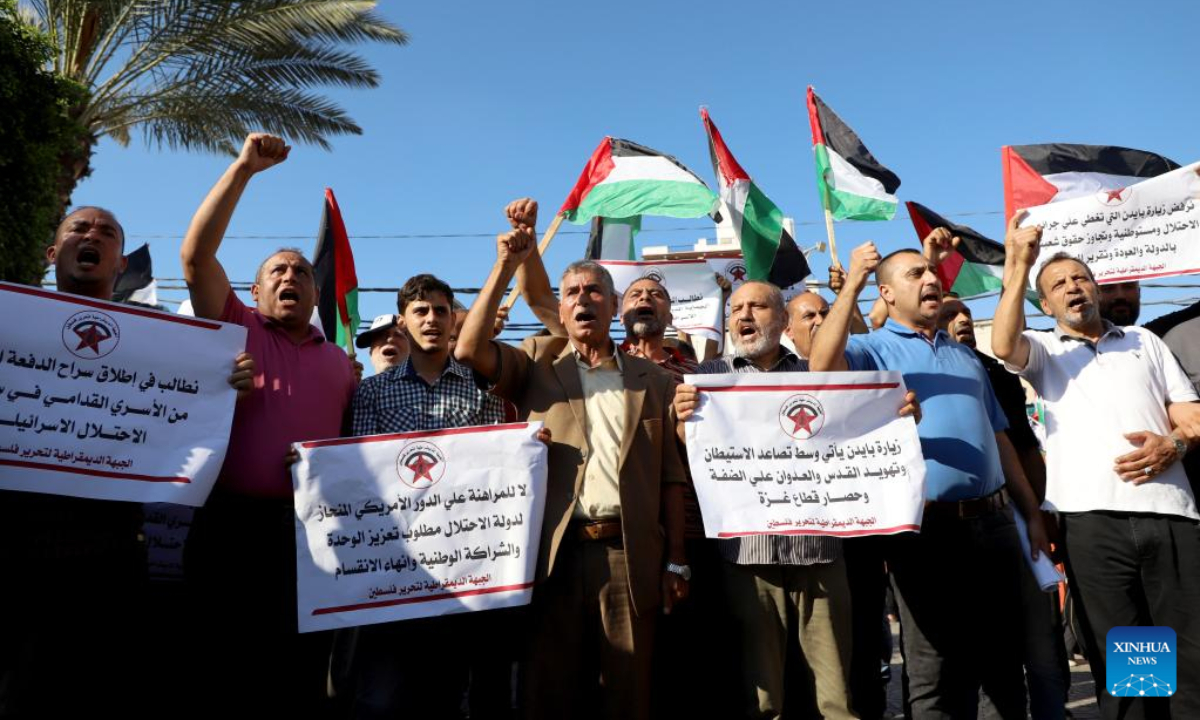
[1020,161,1200,284]
[292,422,549,633]
[683,371,926,537]
[0,282,246,505]
[600,260,723,344]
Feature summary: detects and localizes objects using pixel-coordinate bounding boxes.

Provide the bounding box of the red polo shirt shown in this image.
[217,291,355,498]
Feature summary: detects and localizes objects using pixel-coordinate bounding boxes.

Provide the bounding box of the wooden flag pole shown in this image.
[823,208,841,268]
[502,213,565,310]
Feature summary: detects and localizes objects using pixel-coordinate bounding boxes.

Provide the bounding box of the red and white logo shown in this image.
[396,441,447,489]
[639,267,666,284]
[62,310,120,359]
[725,262,748,283]
[1097,186,1131,207]
[779,394,825,440]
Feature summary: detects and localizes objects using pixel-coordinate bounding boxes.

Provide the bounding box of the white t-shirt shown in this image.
[1007,323,1199,519]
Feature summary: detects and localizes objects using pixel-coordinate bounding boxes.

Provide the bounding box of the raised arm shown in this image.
[992,212,1041,369]
[180,134,290,319]
[828,265,869,335]
[809,242,880,371]
[506,198,566,336]
[454,226,535,380]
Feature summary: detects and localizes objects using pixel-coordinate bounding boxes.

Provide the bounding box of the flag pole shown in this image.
[823,209,841,268]
[342,318,356,358]
[502,213,565,309]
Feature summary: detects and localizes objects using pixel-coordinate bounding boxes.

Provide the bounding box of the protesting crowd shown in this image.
[3,129,1200,720]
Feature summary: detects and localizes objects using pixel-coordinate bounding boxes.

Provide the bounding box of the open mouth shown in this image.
[278,289,300,306]
[575,310,597,324]
[1067,295,1088,311]
[77,246,101,269]
[380,345,399,358]
[920,289,941,304]
[737,324,758,338]
[635,306,655,319]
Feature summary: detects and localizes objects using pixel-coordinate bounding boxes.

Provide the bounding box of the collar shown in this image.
[572,340,625,373]
[882,318,949,344]
[1057,319,1125,344]
[729,347,800,372]
[393,354,473,382]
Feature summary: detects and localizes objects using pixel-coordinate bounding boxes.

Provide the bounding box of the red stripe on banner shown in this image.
[300,422,531,449]
[312,581,535,615]
[674,325,721,333]
[559,137,616,215]
[718,524,919,538]
[599,259,710,267]
[699,383,900,393]
[1100,267,1200,283]
[0,458,189,483]
[0,283,224,330]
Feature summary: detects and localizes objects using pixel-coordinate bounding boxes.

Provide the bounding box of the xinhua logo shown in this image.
[1107,626,1176,698]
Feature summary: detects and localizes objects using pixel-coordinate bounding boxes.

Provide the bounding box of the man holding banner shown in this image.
[673,280,918,720]
[993,216,1200,719]
[180,133,358,714]
[0,205,255,715]
[809,241,1047,718]
[456,222,688,720]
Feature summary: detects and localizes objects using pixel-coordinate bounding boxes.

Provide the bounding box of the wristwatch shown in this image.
[666,562,692,581]
[1171,434,1188,459]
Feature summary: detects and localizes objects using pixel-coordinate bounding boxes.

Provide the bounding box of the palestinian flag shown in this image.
[806,87,901,221]
[113,243,157,307]
[312,188,359,351]
[1002,143,1179,219]
[585,216,641,260]
[559,137,719,223]
[701,108,809,286]
[907,202,1006,299]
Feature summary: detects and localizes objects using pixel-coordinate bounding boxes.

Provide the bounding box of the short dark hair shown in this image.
[1035,252,1094,299]
[561,260,616,298]
[397,274,454,314]
[875,249,925,287]
[255,247,311,284]
[59,206,126,251]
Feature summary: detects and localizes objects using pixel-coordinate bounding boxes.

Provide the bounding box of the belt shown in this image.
[924,488,1008,521]
[574,519,622,542]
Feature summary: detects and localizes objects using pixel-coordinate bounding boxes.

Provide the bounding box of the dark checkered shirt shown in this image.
[351,356,505,436]
[696,352,840,566]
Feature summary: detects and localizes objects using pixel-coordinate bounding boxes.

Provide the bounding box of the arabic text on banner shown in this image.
[0,282,246,505]
[683,371,925,537]
[292,421,548,633]
[600,260,723,344]
[1020,162,1200,284]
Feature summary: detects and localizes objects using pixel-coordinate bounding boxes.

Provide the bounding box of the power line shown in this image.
[123,209,1008,241]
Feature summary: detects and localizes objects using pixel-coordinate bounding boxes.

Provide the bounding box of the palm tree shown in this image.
[26,0,408,213]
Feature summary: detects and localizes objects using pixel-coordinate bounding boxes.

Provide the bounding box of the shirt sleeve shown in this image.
[1004,330,1048,384]
[1146,330,1200,404]
[660,379,687,486]
[350,377,377,437]
[491,338,534,401]
[844,335,880,372]
[218,288,249,325]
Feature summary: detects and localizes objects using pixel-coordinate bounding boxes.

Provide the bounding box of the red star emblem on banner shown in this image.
[788,406,817,435]
[407,454,437,482]
[73,323,110,355]
[1105,188,1126,203]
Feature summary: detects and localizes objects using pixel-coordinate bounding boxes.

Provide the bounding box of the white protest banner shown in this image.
[600,260,723,344]
[1020,162,1200,284]
[683,371,925,537]
[292,421,548,633]
[708,254,809,311]
[0,282,245,505]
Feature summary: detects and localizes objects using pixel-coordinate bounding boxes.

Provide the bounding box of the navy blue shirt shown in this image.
[845,319,1007,501]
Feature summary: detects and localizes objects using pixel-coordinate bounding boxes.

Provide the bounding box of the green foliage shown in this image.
[0,0,87,285]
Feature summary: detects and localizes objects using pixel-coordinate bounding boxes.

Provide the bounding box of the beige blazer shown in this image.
[493,335,685,615]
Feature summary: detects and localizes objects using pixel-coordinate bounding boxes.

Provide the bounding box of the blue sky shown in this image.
[68,0,1200,345]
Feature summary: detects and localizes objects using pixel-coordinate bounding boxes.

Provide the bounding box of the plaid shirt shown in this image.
[696,352,840,566]
[351,356,505,436]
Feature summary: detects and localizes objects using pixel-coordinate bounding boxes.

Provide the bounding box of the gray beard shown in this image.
[731,333,777,360]
[624,317,664,339]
